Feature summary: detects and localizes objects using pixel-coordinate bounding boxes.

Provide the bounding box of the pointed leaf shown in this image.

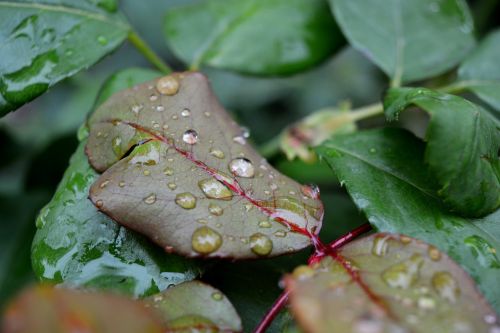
[2,285,163,333]
[328,0,475,83]
[146,281,242,332]
[287,233,498,333]
[164,0,343,75]
[86,72,324,259]
[316,128,500,312]
[384,87,500,217]
[0,0,130,116]
[458,28,500,112]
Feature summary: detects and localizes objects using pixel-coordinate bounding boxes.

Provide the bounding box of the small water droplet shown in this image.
[382,254,423,289]
[208,203,223,216]
[432,271,460,303]
[241,126,250,138]
[249,233,273,256]
[172,115,178,120]
[156,75,180,95]
[198,179,232,200]
[372,234,390,256]
[163,167,174,176]
[191,226,222,254]
[274,230,287,238]
[400,235,412,244]
[428,245,441,261]
[417,296,436,310]
[143,194,157,205]
[112,136,122,156]
[258,220,272,228]
[149,94,158,101]
[211,292,223,301]
[484,314,497,325]
[95,200,104,208]
[301,184,320,199]
[204,111,211,117]
[97,35,108,45]
[131,104,143,114]
[369,147,377,153]
[118,181,126,187]
[233,135,246,145]
[209,148,225,159]
[168,182,177,190]
[229,158,255,178]
[99,180,110,189]
[143,169,151,176]
[181,108,191,117]
[182,129,198,144]
[270,183,278,191]
[155,105,165,112]
[153,295,163,302]
[175,193,196,209]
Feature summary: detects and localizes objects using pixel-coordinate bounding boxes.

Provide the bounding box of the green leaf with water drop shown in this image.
[86,72,324,259]
[146,281,242,332]
[0,0,130,116]
[328,0,476,84]
[384,87,500,217]
[316,128,500,312]
[287,233,498,333]
[457,28,500,112]
[31,68,202,298]
[163,0,343,75]
[2,285,164,333]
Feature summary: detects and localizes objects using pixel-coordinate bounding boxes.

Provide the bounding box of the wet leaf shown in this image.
[0,0,130,116]
[2,285,163,333]
[316,128,500,312]
[146,281,242,332]
[164,0,343,75]
[86,72,324,259]
[31,69,202,298]
[328,0,476,83]
[287,233,498,333]
[384,87,500,217]
[458,28,500,112]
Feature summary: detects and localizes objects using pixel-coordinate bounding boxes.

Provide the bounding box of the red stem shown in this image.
[253,290,290,333]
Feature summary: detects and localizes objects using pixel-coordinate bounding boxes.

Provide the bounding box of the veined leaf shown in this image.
[287,233,498,333]
[86,72,324,259]
[316,128,500,312]
[0,0,130,116]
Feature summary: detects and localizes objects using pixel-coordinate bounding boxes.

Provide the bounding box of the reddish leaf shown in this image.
[85,72,323,258]
[286,233,498,333]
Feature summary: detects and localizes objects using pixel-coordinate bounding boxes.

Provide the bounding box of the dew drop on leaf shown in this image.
[191,226,222,254]
[209,148,225,159]
[143,194,156,205]
[229,158,255,178]
[168,182,177,190]
[211,292,223,301]
[249,233,273,256]
[182,129,198,145]
[95,200,104,208]
[382,254,423,289]
[175,192,197,209]
[274,230,287,238]
[181,108,191,117]
[372,234,390,257]
[198,179,232,200]
[428,245,441,261]
[258,220,272,228]
[97,35,108,45]
[432,271,460,303]
[156,75,180,95]
[208,203,223,216]
[163,167,174,176]
[232,135,246,145]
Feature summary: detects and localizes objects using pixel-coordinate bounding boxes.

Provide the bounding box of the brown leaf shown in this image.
[85,72,323,258]
[286,233,498,333]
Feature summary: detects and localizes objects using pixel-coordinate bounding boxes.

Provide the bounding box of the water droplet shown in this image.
[204,111,211,117]
[270,183,278,191]
[301,184,320,199]
[400,235,412,244]
[372,234,390,256]
[149,94,158,101]
[274,230,287,238]
[155,105,165,112]
[172,115,178,120]
[432,271,460,303]
[163,167,174,176]
[156,76,180,95]
[112,136,122,156]
[99,180,110,189]
[417,296,436,310]
[168,182,177,190]
[175,193,197,209]
[209,148,225,159]
[143,194,156,205]
[428,245,441,261]
[382,254,423,289]
[118,181,126,187]
[241,126,250,138]
[153,295,163,302]
[208,203,223,216]
[250,233,273,256]
[143,170,151,176]
[229,158,255,178]
[211,292,223,301]
[182,129,198,145]
[198,179,232,200]
[181,108,191,117]
[484,314,497,324]
[233,135,246,145]
[258,220,272,228]
[97,35,108,45]
[191,226,222,254]
[95,200,104,208]
[131,104,143,114]
[369,147,377,153]
[292,265,315,280]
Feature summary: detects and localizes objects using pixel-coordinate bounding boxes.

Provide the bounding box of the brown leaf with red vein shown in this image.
[85,72,323,259]
[286,233,499,333]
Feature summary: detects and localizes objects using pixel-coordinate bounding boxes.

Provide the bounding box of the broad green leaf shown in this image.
[0,0,130,116]
[316,128,500,312]
[164,0,343,75]
[31,69,201,298]
[287,233,497,333]
[146,281,242,332]
[2,285,163,333]
[384,87,500,217]
[458,28,500,111]
[86,72,324,259]
[328,0,475,83]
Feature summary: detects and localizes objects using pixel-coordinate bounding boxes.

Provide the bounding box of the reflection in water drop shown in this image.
[208,203,223,216]
[181,108,191,117]
[156,76,179,95]
[175,193,196,209]
[198,179,232,200]
[143,194,156,205]
[250,233,273,256]
[382,254,423,289]
[229,158,255,178]
[182,130,198,145]
[191,226,222,254]
[209,148,225,159]
[432,271,460,303]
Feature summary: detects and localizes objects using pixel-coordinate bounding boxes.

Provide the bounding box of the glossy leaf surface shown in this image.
[316,128,500,312]
[86,72,324,258]
[0,0,130,116]
[384,87,500,217]
[329,0,475,83]
[287,233,498,333]
[164,0,342,75]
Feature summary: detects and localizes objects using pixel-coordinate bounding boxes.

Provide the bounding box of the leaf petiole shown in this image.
[128,30,172,74]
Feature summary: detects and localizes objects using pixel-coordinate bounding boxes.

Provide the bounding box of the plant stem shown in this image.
[128,30,172,74]
[437,80,486,94]
[259,135,282,159]
[328,223,373,250]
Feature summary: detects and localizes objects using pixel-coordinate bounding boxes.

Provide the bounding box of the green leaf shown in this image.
[146,281,242,332]
[85,72,324,259]
[316,128,500,312]
[384,87,500,217]
[328,0,476,83]
[164,0,342,75]
[31,68,201,298]
[458,28,500,111]
[287,233,498,333]
[2,285,164,332]
[0,0,130,116]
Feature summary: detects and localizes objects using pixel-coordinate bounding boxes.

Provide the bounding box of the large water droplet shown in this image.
[229,158,255,178]
[382,254,423,289]
[175,193,196,209]
[182,129,198,145]
[191,226,222,254]
[432,271,460,303]
[372,234,390,257]
[198,179,232,200]
[208,203,223,216]
[143,194,156,205]
[209,148,225,159]
[156,76,179,95]
[250,233,273,256]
